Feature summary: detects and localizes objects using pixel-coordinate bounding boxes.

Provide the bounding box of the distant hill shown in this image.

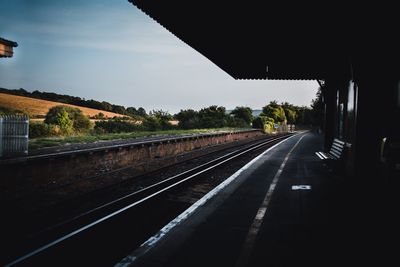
[0,87,146,117]
[0,92,124,118]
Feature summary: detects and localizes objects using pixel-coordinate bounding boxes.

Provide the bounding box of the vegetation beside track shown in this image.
[28,128,251,150]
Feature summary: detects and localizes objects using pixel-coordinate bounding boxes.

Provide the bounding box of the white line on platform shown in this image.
[292,185,312,190]
[115,133,301,267]
[234,134,306,267]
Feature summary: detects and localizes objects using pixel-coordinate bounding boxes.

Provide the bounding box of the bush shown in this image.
[227,117,249,128]
[175,109,200,129]
[56,109,74,135]
[198,106,228,128]
[94,119,140,133]
[252,116,275,133]
[230,106,253,125]
[29,122,60,138]
[45,105,92,134]
[73,112,92,132]
[142,117,162,131]
[29,122,50,138]
[45,106,70,124]
[262,101,286,124]
[93,112,105,119]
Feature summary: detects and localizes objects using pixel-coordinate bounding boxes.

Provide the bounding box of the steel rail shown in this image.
[5,134,292,267]
[40,135,284,232]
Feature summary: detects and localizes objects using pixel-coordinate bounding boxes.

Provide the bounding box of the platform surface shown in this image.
[119,131,399,267]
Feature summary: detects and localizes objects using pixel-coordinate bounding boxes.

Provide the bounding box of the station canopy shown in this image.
[0,37,18,58]
[129,1,398,80]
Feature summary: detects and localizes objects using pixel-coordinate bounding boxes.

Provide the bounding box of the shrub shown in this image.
[198,106,228,128]
[227,117,249,128]
[73,112,92,132]
[174,109,200,129]
[29,122,51,138]
[45,105,92,134]
[56,109,74,135]
[262,101,286,124]
[94,119,140,133]
[142,117,162,131]
[230,106,253,125]
[93,112,105,119]
[252,116,275,133]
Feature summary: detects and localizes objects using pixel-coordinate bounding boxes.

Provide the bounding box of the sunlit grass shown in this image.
[28,128,252,150]
[0,92,123,118]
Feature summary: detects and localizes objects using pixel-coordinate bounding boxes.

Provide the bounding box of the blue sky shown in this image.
[0,0,318,113]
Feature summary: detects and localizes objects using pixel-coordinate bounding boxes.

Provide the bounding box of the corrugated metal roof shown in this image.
[128,1,398,80]
[0,38,18,47]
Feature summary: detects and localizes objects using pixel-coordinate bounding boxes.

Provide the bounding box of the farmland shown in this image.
[0,92,124,118]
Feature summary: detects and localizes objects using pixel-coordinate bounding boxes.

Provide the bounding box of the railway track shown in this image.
[3,133,294,266]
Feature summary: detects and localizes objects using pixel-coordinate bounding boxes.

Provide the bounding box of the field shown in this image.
[0,92,124,118]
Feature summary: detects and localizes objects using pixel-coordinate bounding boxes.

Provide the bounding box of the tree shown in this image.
[252,116,275,133]
[230,106,253,125]
[45,105,92,134]
[226,117,249,128]
[311,87,324,127]
[126,107,137,116]
[137,107,147,117]
[101,101,113,111]
[94,119,139,133]
[149,109,172,120]
[295,106,313,125]
[94,112,105,119]
[142,116,162,131]
[175,109,199,129]
[55,109,73,135]
[112,105,126,115]
[262,101,286,124]
[198,105,227,128]
[72,111,92,132]
[149,109,174,130]
[45,106,64,125]
[281,102,297,124]
[284,108,297,124]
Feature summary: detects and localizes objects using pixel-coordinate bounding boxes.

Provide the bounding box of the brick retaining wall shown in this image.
[0,130,264,200]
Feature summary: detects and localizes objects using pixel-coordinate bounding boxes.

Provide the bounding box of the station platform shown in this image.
[118,131,399,267]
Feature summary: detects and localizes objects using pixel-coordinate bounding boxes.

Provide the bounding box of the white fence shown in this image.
[0,115,29,157]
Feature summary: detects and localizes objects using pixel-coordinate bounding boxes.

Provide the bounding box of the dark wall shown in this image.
[0,130,264,202]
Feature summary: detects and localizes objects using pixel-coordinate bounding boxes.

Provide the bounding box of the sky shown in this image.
[0,0,319,114]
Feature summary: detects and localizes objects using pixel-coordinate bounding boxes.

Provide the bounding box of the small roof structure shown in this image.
[0,37,18,58]
[128,1,398,80]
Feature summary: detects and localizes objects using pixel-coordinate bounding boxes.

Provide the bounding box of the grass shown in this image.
[28,128,252,150]
[0,92,124,118]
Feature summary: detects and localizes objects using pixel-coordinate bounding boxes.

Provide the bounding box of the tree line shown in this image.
[1,87,323,131]
[29,95,322,138]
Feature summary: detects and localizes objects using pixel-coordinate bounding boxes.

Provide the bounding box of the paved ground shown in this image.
[119,131,400,267]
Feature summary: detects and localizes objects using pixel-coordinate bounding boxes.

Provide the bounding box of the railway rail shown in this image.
[3,133,295,266]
